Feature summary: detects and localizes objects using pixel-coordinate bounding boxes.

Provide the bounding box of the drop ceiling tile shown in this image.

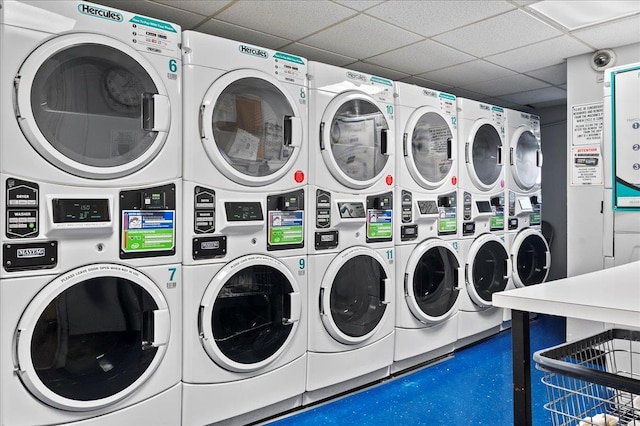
[195,19,291,50]
[284,43,356,67]
[498,86,567,105]
[334,0,385,11]
[485,35,592,73]
[348,61,410,80]
[396,76,454,92]
[214,1,355,40]
[448,87,486,101]
[366,40,474,75]
[525,63,567,85]
[300,14,422,59]
[433,10,563,57]
[571,15,640,50]
[460,74,550,97]
[96,0,206,28]
[152,0,231,17]
[479,97,524,109]
[419,60,517,87]
[365,1,514,37]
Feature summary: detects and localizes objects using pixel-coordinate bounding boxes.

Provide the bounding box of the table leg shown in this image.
[512,310,531,426]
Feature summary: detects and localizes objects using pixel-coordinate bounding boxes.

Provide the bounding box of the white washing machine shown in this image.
[392,82,462,372]
[505,109,550,291]
[456,98,509,347]
[0,3,182,423]
[181,31,308,424]
[0,180,182,426]
[305,62,395,402]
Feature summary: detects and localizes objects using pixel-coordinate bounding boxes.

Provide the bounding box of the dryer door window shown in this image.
[470,124,502,187]
[329,255,387,338]
[210,77,297,180]
[470,240,508,305]
[409,111,453,187]
[410,246,459,321]
[513,130,540,190]
[16,34,170,179]
[322,96,390,187]
[515,233,549,286]
[210,265,295,365]
[15,265,170,411]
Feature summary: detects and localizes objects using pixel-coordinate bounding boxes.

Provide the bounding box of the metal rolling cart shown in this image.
[493,261,640,426]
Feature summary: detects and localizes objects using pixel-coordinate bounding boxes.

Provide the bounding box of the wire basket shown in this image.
[534,329,640,426]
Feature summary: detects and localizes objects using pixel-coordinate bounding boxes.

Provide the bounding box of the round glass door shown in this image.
[512,129,541,190]
[321,93,390,189]
[406,241,460,324]
[467,237,510,308]
[468,122,503,190]
[320,249,390,345]
[512,229,550,287]
[201,70,302,186]
[15,264,169,411]
[15,34,170,179]
[199,255,301,372]
[406,109,454,189]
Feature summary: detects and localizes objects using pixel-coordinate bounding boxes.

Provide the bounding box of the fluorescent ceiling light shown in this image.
[529,1,640,30]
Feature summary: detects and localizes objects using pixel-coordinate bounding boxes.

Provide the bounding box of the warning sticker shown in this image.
[122,210,175,252]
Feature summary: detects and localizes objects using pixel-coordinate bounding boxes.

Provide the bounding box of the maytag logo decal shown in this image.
[78,4,123,22]
[423,89,438,98]
[239,45,268,59]
[16,248,46,258]
[346,71,368,83]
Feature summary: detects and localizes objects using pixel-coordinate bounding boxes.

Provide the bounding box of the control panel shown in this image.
[366,192,393,243]
[266,189,304,251]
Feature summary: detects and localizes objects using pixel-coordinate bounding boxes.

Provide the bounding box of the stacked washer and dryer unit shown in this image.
[455,99,511,348]
[181,32,309,425]
[504,110,550,296]
[305,62,396,403]
[1,2,182,425]
[392,83,463,372]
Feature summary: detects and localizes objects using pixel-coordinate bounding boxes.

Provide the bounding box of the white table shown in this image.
[493,261,640,426]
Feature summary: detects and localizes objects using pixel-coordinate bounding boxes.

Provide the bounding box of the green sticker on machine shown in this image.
[122,210,175,252]
[490,215,505,230]
[438,207,457,233]
[367,210,392,239]
[268,211,304,245]
[530,211,541,226]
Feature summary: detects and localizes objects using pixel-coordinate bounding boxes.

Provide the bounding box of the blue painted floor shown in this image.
[267,315,565,426]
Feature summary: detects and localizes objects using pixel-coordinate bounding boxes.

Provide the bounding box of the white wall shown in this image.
[566,42,640,277]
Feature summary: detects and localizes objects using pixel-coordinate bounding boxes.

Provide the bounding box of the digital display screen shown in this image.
[225,202,263,221]
[52,199,110,223]
[476,201,493,213]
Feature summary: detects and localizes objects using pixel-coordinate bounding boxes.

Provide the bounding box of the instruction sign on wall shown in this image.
[571,145,603,186]
[572,102,604,146]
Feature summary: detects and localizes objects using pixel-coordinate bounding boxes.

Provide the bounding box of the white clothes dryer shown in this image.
[392,83,461,372]
[181,31,308,266]
[306,245,394,404]
[0,180,181,425]
[181,254,307,426]
[456,233,510,348]
[457,98,507,239]
[1,1,181,188]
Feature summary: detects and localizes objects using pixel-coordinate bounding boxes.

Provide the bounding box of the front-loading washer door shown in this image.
[320,247,391,345]
[320,92,390,189]
[511,229,550,288]
[466,235,510,308]
[15,33,171,180]
[14,264,170,411]
[200,70,303,187]
[466,120,503,190]
[404,107,455,190]
[405,240,461,324]
[511,127,542,191]
[199,255,301,373]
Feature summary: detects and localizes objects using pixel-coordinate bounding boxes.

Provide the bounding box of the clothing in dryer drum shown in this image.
[328,99,389,182]
[470,124,503,187]
[211,78,296,178]
[410,112,453,185]
[16,36,171,178]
